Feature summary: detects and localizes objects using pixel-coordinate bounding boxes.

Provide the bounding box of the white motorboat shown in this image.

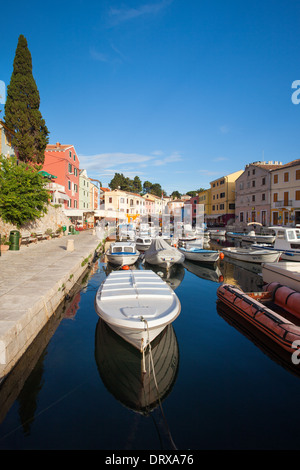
[106,241,140,266]
[94,270,181,352]
[178,244,220,263]
[262,261,300,291]
[144,238,185,270]
[226,230,276,244]
[135,236,152,252]
[254,227,300,261]
[222,246,281,263]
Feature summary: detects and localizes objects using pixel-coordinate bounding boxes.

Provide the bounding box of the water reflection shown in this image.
[143,262,185,290]
[219,257,264,292]
[217,301,300,379]
[183,260,223,283]
[94,320,179,415]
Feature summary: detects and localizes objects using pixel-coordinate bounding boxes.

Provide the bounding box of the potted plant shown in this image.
[56,226,63,238]
[0,235,10,253]
[45,228,53,240]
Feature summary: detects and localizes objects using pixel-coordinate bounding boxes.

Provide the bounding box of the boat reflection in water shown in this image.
[219,256,264,292]
[95,320,179,415]
[217,301,300,379]
[183,260,223,283]
[144,262,185,291]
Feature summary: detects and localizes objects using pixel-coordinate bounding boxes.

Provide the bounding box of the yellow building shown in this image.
[208,170,243,226]
[198,189,211,218]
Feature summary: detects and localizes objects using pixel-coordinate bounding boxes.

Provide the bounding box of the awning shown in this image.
[63,209,84,217]
[54,191,70,201]
[39,170,57,179]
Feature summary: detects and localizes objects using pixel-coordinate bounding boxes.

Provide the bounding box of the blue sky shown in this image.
[1,0,300,195]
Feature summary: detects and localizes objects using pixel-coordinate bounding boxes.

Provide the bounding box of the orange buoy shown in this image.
[122,265,130,270]
[219,252,224,260]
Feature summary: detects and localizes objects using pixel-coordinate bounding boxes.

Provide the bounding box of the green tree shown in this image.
[143,180,152,194]
[132,176,142,194]
[109,173,128,190]
[4,35,49,165]
[171,190,181,199]
[0,156,49,227]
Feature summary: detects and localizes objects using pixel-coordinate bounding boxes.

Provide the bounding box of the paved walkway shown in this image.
[0,230,102,380]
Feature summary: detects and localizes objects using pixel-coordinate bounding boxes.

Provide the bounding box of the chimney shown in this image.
[56,142,60,148]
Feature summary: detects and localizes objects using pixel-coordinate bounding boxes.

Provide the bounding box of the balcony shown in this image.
[274,200,293,208]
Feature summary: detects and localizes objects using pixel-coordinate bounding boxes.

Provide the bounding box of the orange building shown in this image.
[42,142,80,209]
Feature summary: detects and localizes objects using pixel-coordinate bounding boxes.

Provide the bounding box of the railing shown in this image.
[274,200,293,207]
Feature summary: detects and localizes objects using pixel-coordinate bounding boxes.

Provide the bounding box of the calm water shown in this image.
[1,241,300,450]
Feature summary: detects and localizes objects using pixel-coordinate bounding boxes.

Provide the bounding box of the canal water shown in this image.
[1,239,300,450]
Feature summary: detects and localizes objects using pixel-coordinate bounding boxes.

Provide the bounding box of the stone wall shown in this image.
[0,204,71,238]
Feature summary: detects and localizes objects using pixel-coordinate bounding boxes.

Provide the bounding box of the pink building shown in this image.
[184,195,199,224]
[42,142,80,209]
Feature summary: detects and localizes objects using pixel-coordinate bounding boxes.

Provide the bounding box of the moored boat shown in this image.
[254,227,300,261]
[94,270,181,352]
[144,238,185,270]
[135,236,152,252]
[226,230,276,244]
[178,244,221,263]
[222,246,281,263]
[217,283,300,353]
[106,241,140,266]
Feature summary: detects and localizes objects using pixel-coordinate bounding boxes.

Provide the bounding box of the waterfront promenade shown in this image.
[0,230,102,381]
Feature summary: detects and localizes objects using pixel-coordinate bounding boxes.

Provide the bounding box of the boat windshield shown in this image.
[287,230,296,240]
[112,246,134,253]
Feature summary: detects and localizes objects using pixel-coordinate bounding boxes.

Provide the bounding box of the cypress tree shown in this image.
[4,35,49,165]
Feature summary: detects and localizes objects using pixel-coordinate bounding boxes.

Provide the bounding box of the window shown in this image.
[69,151,72,158]
[74,168,78,177]
[262,193,266,201]
[109,197,112,203]
[240,212,244,222]
[273,193,278,202]
[274,174,278,184]
[229,203,235,209]
[220,203,224,210]
[296,169,300,180]
[262,177,266,185]
[284,172,289,182]
[220,192,225,198]
[68,180,71,190]
[252,180,256,187]
[252,169,255,175]
[68,163,72,173]
[296,190,300,200]
[74,200,77,208]
[212,205,215,210]
[73,154,76,161]
[252,195,255,202]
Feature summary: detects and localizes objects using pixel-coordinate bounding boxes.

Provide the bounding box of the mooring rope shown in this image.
[140,316,178,450]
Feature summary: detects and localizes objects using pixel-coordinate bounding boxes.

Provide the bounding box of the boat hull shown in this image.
[179,247,219,263]
[262,261,300,291]
[106,253,139,266]
[222,247,281,263]
[145,251,185,269]
[217,283,300,353]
